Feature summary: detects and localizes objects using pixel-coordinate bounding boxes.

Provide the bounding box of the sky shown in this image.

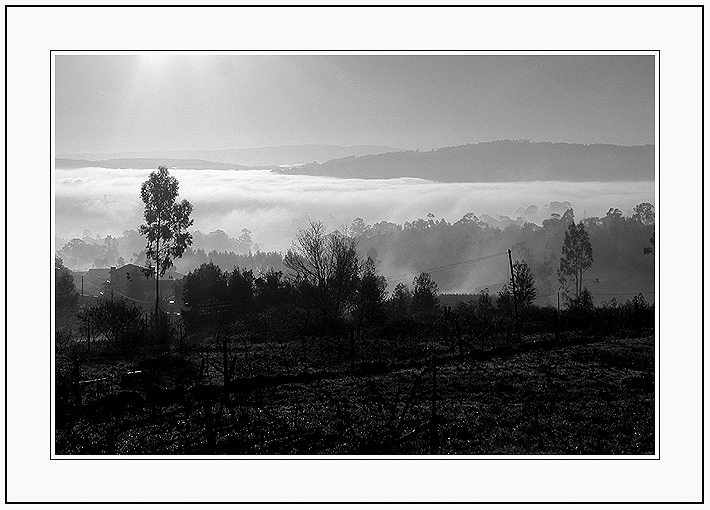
[55,54,655,155]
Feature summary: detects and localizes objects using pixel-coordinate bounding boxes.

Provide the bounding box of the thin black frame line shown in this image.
[47,49,661,464]
[4,3,709,8]
[49,49,54,466]
[0,4,694,507]
[700,4,705,504]
[52,49,659,53]
[653,51,661,460]
[4,501,702,505]
[3,3,7,507]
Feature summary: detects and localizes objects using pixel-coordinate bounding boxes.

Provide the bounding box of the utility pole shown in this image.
[507,249,519,331]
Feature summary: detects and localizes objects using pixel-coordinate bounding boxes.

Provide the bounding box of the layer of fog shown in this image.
[55,168,654,253]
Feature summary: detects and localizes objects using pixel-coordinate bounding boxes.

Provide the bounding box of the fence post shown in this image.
[430,359,439,455]
[198,357,205,383]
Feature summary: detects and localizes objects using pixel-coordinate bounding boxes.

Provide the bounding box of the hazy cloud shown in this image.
[55,168,654,252]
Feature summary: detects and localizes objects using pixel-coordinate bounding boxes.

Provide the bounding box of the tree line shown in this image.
[56,167,655,347]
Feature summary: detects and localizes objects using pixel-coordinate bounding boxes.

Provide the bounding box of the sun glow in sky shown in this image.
[55,54,655,155]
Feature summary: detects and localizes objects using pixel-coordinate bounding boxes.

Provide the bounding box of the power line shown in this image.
[385,251,508,284]
[107,289,152,304]
[538,290,654,298]
[591,291,654,297]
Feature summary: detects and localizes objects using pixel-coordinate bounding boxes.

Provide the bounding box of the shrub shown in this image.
[77,298,147,353]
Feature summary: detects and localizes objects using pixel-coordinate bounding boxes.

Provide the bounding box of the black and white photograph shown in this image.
[5,3,703,505]
[52,53,657,457]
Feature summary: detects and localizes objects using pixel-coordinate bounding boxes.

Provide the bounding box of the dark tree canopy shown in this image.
[226,266,256,314]
[475,288,494,316]
[138,167,194,315]
[497,285,513,314]
[284,221,360,322]
[356,255,388,325]
[512,260,537,307]
[182,262,228,311]
[55,255,77,311]
[558,221,593,298]
[254,269,294,310]
[411,272,440,318]
[568,287,594,314]
[388,282,412,320]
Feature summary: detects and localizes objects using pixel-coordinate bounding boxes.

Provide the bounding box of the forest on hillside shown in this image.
[56,203,654,303]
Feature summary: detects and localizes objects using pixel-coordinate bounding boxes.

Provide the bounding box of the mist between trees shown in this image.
[54,168,655,455]
[55,194,655,340]
[56,203,654,300]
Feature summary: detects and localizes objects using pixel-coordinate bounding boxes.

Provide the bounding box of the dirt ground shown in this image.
[55,334,654,455]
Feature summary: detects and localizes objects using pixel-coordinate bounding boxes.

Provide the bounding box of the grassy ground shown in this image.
[55,334,654,455]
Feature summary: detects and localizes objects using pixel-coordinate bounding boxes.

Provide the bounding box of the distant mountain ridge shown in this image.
[277,141,655,182]
[54,158,275,171]
[58,144,403,167]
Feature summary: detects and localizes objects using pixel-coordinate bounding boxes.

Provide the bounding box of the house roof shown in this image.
[116,263,144,274]
[86,268,110,279]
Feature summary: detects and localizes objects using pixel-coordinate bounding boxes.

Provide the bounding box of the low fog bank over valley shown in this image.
[55,141,655,304]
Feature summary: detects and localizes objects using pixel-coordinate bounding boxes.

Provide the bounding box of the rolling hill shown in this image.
[277,140,655,182]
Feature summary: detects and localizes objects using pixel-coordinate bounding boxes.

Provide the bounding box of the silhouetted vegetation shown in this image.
[55,191,655,455]
[139,167,194,316]
[55,256,77,313]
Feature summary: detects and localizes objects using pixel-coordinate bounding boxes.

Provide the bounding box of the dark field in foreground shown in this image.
[55,335,654,455]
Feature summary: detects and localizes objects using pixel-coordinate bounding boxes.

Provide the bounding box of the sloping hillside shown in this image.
[279,141,655,182]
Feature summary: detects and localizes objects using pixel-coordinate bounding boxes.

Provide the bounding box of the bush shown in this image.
[77,298,147,354]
